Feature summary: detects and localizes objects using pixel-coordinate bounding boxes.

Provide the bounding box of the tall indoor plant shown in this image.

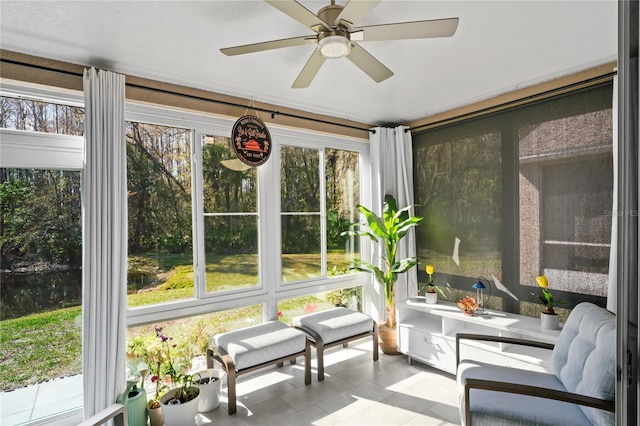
[343,194,422,352]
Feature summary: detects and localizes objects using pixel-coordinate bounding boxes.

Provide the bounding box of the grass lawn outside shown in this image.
[0,306,82,391]
[2,252,358,391]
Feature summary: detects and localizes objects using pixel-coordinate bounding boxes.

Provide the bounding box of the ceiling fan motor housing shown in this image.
[317,4,346,28]
[316,4,352,58]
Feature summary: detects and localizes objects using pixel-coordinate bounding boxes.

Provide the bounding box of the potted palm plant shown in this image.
[343,194,423,354]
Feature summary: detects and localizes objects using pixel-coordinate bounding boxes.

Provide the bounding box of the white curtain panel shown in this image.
[607,72,618,313]
[369,126,418,320]
[82,68,127,419]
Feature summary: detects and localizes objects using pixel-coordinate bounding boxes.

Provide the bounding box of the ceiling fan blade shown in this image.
[292,50,326,88]
[346,43,393,83]
[355,17,459,42]
[334,0,380,27]
[221,35,316,56]
[265,0,330,31]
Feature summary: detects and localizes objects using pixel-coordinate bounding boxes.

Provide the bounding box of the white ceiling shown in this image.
[0,0,617,126]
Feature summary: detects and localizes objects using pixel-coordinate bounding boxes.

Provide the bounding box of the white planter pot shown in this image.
[160,387,200,426]
[540,312,560,330]
[424,292,438,304]
[194,369,225,412]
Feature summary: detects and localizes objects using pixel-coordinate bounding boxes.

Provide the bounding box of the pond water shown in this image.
[0,270,82,319]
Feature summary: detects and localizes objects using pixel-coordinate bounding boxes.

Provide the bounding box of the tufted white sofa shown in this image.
[456,302,615,426]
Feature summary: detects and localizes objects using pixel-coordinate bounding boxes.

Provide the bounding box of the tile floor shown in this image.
[1,338,461,426]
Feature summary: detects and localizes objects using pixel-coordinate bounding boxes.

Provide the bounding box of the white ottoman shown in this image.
[206,320,311,414]
[292,307,378,381]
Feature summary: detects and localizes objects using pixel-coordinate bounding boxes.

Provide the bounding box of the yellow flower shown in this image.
[536,275,548,289]
[426,264,434,275]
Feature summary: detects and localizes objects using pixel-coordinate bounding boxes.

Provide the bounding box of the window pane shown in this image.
[281,146,320,212]
[0,96,84,135]
[413,121,503,287]
[281,145,321,282]
[282,215,321,282]
[277,286,362,323]
[518,85,613,308]
[203,135,256,213]
[0,168,82,418]
[204,216,258,292]
[202,135,258,293]
[127,122,193,307]
[326,148,360,276]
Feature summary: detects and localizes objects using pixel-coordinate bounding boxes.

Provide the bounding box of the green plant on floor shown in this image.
[342,194,423,328]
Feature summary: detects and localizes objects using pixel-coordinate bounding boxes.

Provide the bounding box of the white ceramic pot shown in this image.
[425,292,438,304]
[160,387,200,426]
[540,312,560,330]
[193,369,225,412]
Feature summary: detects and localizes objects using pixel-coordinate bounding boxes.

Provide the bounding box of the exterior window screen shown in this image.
[413,83,613,317]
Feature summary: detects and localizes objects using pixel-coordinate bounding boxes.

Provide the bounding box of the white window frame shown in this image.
[0,79,372,329]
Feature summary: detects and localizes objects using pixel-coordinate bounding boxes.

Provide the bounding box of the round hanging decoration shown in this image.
[231,115,272,167]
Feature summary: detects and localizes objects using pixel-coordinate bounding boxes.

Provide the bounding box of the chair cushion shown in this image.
[457,360,592,426]
[213,321,306,371]
[551,302,615,425]
[292,307,373,344]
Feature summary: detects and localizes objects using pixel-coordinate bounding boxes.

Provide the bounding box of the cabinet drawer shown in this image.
[400,326,456,372]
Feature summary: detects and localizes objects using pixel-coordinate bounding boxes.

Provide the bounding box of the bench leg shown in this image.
[316,338,325,381]
[304,339,311,385]
[207,348,238,415]
[227,368,237,415]
[373,322,379,362]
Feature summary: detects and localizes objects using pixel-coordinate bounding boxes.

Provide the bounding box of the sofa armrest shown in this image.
[456,332,555,368]
[78,403,127,426]
[462,377,614,426]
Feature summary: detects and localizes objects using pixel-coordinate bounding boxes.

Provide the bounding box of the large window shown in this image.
[202,134,259,294]
[280,146,361,283]
[120,103,368,327]
[1,93,85,423]
[126,122,193,308]
[413,83,613,317]
[413,120,502,307]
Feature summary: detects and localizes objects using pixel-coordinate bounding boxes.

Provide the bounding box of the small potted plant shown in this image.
[421,264,447,304]
[153,326,200,426]
[532,275,561,330]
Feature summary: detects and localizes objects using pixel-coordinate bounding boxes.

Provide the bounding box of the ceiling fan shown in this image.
[220,0,459,88]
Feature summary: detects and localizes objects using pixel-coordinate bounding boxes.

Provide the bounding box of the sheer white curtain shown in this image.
[82,68,127,419]
[369,126,418,321]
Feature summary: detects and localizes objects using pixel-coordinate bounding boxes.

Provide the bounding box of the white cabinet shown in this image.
[397,297,561,375]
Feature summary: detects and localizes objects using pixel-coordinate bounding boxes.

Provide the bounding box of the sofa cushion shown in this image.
[213,320,306,371]
[457,360,592,426]
[292,307,373,344]
[551,302,615,425]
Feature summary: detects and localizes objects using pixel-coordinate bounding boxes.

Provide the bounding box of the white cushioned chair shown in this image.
[456,302,615,426]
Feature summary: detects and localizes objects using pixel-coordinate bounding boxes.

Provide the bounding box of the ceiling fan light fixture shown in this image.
[318,31,351,58]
